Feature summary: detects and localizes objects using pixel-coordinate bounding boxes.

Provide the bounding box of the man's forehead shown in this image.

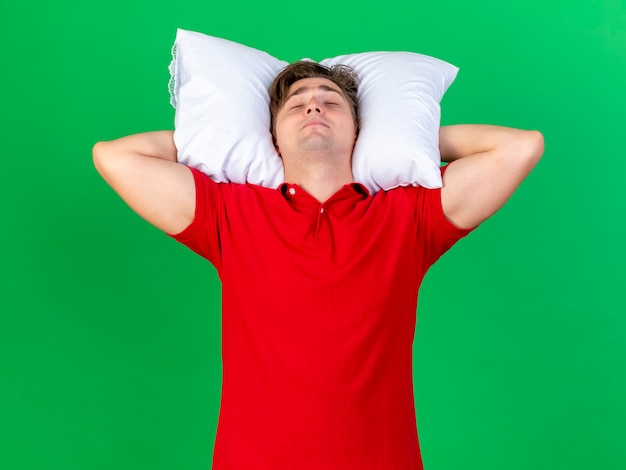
[287,77,343,97]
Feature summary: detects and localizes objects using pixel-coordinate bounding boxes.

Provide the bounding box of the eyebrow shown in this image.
[285,84,343,103]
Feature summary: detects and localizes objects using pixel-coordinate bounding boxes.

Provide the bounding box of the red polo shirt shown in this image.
[171,167,473,469]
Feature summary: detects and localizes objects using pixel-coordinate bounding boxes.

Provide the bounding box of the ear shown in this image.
[271,129,280,156]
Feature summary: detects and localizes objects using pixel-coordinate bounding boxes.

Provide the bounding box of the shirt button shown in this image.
[320,207,324,214]
[288,188,296,195]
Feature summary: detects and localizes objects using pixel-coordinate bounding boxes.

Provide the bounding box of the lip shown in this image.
[302,119,329,129]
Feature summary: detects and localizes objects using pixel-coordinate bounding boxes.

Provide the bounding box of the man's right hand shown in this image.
[93,131,195,235]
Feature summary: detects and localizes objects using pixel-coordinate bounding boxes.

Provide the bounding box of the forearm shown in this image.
[93,130,177,166]
[92,130,195,235]
[439,124,542,163]
[439,124,544,228]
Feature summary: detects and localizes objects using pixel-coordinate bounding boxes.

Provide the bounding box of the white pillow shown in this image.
[169,28,458,192]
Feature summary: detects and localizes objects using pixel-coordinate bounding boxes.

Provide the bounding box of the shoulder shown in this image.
[188,167,288,218]
[189,167,278,196]
[376,173,474,238]
[372,179,442,204]
[370,165,448,198]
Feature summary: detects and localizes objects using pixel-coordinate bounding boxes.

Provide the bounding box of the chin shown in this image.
[297,137,334,152]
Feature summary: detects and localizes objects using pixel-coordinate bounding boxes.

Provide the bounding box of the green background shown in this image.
[1,0,625,469]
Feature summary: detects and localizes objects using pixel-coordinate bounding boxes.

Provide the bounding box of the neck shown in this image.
[283,150,353,203]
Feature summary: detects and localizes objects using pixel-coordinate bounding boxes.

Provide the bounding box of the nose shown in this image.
[306,97,321,114]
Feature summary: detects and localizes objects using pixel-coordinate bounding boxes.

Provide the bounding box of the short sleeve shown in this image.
[169,167,224,271]
[415,165,476,267]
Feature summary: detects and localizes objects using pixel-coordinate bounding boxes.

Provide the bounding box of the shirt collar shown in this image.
[278,182,370,211]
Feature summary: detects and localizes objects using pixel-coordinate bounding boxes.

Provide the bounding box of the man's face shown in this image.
[273,77,357,159]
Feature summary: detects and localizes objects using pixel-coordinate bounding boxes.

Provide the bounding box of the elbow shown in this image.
[92,141,106,174]
[513,129,544,172]
[525,130,544,166]
[92,140,116,178]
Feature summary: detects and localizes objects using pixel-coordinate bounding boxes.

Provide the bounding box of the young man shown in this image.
[93,62,543,469]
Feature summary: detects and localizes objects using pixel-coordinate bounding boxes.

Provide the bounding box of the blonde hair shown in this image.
[269,61,359,140]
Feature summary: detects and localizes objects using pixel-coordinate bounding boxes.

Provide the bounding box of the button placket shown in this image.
[314,204,325,240]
